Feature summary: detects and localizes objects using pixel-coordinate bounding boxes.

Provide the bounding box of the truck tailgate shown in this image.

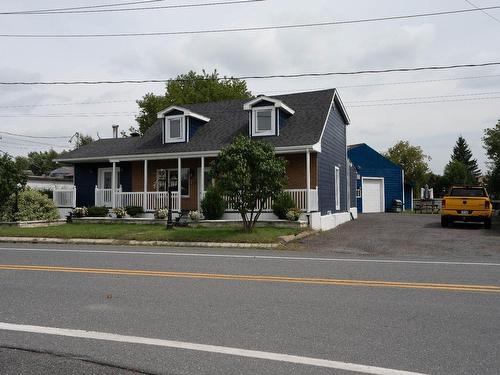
[445,197,486,211]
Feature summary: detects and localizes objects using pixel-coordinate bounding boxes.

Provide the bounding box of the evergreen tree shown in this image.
[451,136,481,179]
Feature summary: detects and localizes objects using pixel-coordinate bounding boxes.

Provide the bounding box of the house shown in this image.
[26,167,74,191]
[347,143,414,213]
[56,89,357,230]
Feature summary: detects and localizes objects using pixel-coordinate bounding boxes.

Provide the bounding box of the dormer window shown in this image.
[157,105,210,145]
[165,115,185,143]
[253,107,275,136]
[243,96,294,138]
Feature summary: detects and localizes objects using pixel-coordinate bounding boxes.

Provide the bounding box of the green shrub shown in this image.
[39,189,53,199]
[201,186,225,220]
[286,208,301,221]
[272,191,295,219]
[1,189,59,221]
[87,206,109,217]
[125,205,144,217]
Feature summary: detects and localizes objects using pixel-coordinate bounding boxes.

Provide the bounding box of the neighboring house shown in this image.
[348,143,413,213]
[26,167,74,191]
[56,89,357,230]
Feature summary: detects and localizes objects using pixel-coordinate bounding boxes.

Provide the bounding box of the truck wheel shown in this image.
[441,217,448,228]
[484,218,492,229]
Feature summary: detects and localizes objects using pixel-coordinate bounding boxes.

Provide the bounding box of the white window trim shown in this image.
[335,166,341,211]
[164,115,185,143]
[252,106,276,137]
[156,168,190,198]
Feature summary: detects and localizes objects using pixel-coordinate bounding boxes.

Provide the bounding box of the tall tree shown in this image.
[443,160,476,187]
[0,153,27,210]
[210,136,287,231]
[15,149,60,176]
[71,133,94,149]
[451,136,481,178]
[385,140,430,194]
[483,120,500,197]
[135,70,252,134]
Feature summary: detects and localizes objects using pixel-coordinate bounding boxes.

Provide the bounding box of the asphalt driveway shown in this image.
[295,213,500,258]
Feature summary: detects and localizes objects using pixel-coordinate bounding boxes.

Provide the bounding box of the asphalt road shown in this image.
[0,242,499,375]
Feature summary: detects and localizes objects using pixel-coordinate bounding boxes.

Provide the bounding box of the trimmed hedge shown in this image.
[87,206,109,217]
[272,191,296,219]
[201,187,225,220]
[125,205,144,217]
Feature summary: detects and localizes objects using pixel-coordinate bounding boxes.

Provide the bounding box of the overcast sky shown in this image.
[0,0,499,174]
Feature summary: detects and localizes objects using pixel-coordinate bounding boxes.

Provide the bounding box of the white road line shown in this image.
[0,322,427,375]
[0,246,499,267]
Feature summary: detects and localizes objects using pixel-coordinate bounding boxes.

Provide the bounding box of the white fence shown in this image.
[223,189,318,212]
[94,188,317,213]
[53,186,76,208]
[115,191,180,212]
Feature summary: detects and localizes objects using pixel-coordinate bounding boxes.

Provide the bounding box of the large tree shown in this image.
[443,160,476,187]
[483,120,500,197]
[15,149,60,176]
[135,70,252,134]
[385,140,430,194]
[0,153,27,210]
[210,135,287,231]
[451,136,481,179]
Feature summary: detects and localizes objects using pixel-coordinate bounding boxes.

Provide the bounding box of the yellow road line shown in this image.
[1,264,499,293]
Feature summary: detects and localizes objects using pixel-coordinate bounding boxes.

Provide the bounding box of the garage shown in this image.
[362,178,384,213]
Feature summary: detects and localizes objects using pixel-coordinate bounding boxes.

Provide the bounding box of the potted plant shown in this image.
[286,208,301,221]
[188,210,201,221]
[154,208,168,220]
[112,207,127,218]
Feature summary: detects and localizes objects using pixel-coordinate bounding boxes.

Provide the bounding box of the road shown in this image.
[0,243,499,375]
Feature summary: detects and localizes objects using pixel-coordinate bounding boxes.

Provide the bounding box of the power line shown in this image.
[1,0,166,14]
[0,99,135,109]
[0,113,136,118]
[1,62,500,85]
[0,136,69,148]
[345,90,500,103]
[0,0,264,15]
[464,0,500,24]
[1,5,500,38]
[0,131,73,139]
[347,95,500,107]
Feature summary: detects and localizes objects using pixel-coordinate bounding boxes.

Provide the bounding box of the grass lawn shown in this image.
[0,223,304,243]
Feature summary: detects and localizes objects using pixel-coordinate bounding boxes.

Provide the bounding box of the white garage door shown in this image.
[362,178,384,213]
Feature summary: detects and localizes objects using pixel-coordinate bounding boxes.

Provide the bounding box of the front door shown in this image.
[98,168,120,207]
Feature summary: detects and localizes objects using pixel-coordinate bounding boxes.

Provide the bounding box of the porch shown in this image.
[88,151,319,214]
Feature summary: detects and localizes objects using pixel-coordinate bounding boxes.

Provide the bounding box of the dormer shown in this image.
[157,106,210,144]
[243,96,294,137]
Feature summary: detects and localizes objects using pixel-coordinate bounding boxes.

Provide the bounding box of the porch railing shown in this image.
[53,186,76,208]
[223,188,318,212]
[114,191,179,212]
[94,188,317,213]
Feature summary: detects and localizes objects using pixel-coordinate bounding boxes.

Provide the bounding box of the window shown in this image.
[356,187,362,198]
[156,168,190,197]
[252,107,275,136]
[164,116,185,143]
[98,168,120,189]
[335,166,341,211]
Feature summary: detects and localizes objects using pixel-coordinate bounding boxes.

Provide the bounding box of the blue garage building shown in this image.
[348,143,413,213]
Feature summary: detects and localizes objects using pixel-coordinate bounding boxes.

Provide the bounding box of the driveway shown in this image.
[295,213,500,258]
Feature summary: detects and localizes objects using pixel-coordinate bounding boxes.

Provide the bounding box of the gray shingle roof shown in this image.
[58,89,341,162]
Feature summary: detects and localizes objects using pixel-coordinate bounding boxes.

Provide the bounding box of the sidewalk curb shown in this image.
[278,230,318,244]
[0,237,280,249]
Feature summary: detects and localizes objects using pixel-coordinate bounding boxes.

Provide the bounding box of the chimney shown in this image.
[112,124,119,138]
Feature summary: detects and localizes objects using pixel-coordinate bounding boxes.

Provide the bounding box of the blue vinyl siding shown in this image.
[74,162,132,207]
[349,162,357,208]
[348,144,404,212]
[318,101,348,214]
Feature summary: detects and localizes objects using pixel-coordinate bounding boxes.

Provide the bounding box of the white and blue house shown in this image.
[348,143,413,213]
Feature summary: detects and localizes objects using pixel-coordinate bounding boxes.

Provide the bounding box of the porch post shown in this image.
[306,149,311,213]
[177,157,182,212]
[143,159,148,211]
[111,161,117,209]
[200,156,205,211]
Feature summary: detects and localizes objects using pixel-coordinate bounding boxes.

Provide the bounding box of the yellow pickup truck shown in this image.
[441,186,493,229]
